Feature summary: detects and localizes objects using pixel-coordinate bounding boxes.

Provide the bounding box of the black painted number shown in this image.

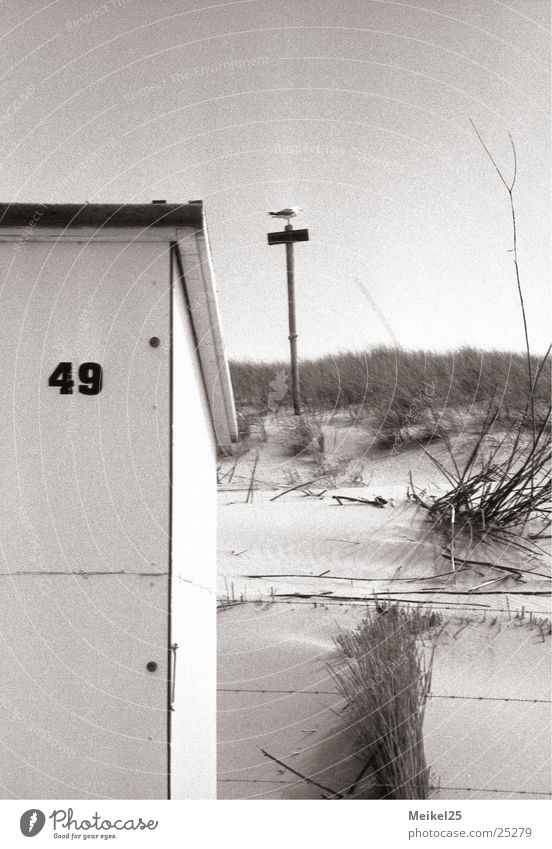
[48,362,74,395]
[78,362,103,395]
[48,362,103,396]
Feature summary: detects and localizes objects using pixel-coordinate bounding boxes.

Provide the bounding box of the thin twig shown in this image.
[450,504,456,572]
[470,120,535,443]
[441,551,549,580]
[260,749,344,798]
[270,476,325,501]
[345,759,375,798]
[245,451,259,504]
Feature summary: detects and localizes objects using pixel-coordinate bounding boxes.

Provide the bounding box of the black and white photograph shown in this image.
[0,0,550,843]
[212,0,551,804]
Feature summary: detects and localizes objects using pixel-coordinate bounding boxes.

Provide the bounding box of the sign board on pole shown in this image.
[267,228,310,246]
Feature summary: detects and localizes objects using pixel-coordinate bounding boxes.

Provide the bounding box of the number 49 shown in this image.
[48,362,103,395]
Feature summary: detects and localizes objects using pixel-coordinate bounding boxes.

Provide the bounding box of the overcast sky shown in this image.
[1,0,549,360]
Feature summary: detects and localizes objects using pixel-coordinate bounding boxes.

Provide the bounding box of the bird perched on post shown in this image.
[268,207,303,223]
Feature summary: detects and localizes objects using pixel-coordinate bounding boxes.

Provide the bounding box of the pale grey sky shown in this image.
[1,0,549,359]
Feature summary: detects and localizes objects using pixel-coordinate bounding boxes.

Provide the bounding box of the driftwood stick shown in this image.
[270,477,325,502]
[468,576,508,593]
[345,759,374,798]
[441,552,550,580]
[260,748,344,798]
[245,452,259,504]
[242,570,467,583]
[273,588,549,600]
[326,538,361,545]
[332,495,386,507]
[450,505,457,572]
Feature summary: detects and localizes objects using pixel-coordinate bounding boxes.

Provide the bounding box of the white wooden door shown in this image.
[0,236,171,798]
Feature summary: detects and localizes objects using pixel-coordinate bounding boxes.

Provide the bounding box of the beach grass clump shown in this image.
[413,355,551,536]
[373,397,444,450]
[279,414,325,457]
[332,605,434,799]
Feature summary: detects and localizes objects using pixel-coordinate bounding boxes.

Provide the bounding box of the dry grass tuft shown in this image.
[412,354,551,536]
[279,414,325,457]
[332,604,436,799]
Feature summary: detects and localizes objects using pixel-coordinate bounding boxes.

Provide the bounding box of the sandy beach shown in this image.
[217,418,551,799]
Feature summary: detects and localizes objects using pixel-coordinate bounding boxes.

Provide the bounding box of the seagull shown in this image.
[268,206,303,222]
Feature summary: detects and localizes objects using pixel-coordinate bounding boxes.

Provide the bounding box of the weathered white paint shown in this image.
[0,235,171,798]
[171,270,217,799]
[0,575,168,798]
[175,226,238,450]
[0,204,230,798]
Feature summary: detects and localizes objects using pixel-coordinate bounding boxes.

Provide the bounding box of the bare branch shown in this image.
[470,119,511,192]
[508,132,517,191]
[261,749,344,798]
[470,119,536,443]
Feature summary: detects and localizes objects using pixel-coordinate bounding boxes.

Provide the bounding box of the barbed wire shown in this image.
[217,778,551,797]
[218,687,551,704]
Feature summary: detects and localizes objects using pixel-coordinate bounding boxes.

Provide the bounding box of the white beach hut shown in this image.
[0,202,236,799]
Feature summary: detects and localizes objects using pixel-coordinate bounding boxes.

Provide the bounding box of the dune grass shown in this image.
[332,605,436,799]
[230,346,549,425]
[412,396,551,536]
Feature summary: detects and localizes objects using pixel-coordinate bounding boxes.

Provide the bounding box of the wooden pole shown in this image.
[285,223,301,415]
